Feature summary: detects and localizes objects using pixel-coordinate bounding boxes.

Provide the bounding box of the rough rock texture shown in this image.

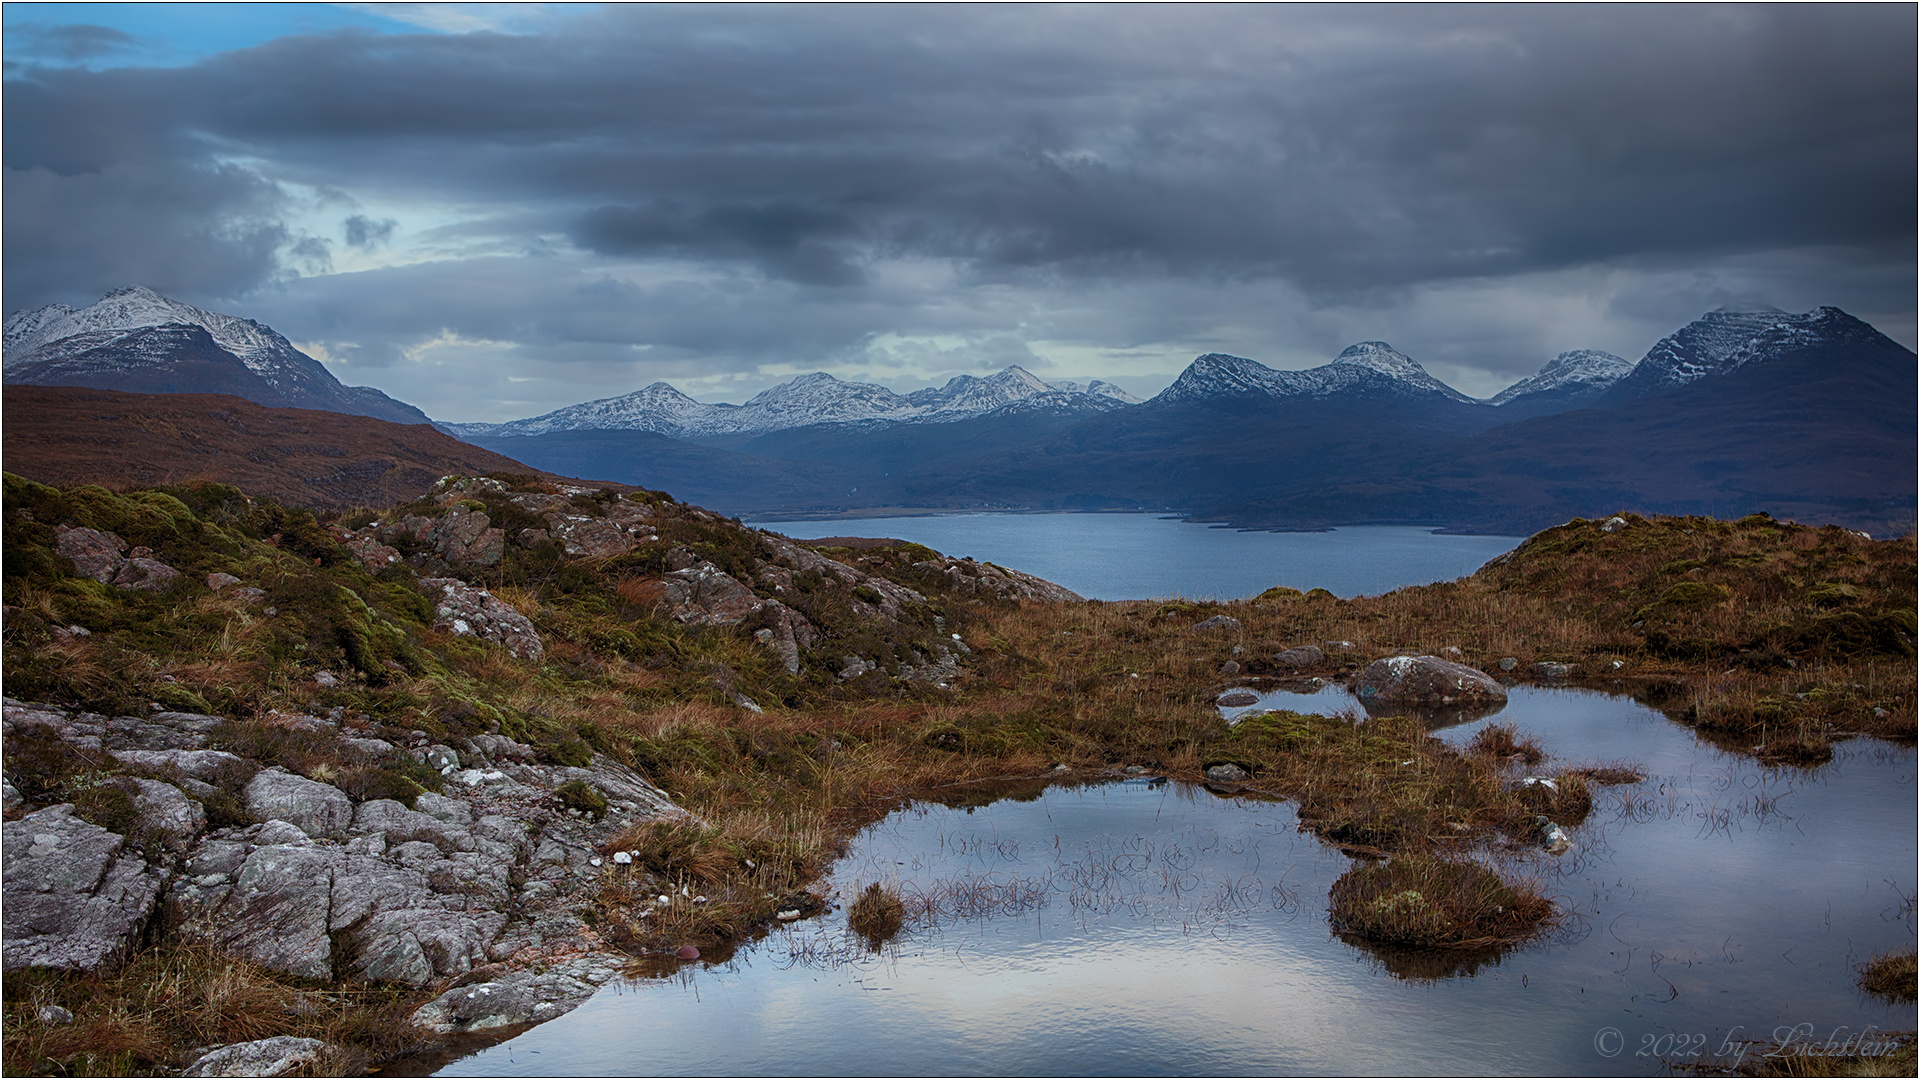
[419,578,544,660]
[1216,690,1260,707]
[1531,662,1575,679]
[1273,645,1325,668]
[660,562,764,626]
[2,804,167,974]
[1192,615,1243,632]
[129,777,207,851]
[1353,655,1509,706]
[1205,763,1250,782]
[243,768,353,840]
[181,1036,330,1078]
[112,556,183,592]
[907,555,1086,602]
[53,524,125,583]
[411,955,624,1033]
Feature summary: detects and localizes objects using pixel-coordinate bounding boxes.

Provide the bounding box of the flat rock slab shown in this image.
[182,1036,331,1077]
[2,804,166,974]
[1353,655,1508,705]
[412,955,625,1033]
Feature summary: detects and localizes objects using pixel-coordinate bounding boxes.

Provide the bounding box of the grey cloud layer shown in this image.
[4,4,1913,415]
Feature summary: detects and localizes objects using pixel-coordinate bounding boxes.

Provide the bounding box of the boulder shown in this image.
[1205,763,1250,782]
[1216,690,1260,707]
[1353,655,1508,706]
[112,556,183,592]
[53,525,125,583]
[2,804,167,974]
[182,1036,331,1078]
[1531,662,1575,679]
[243,769,353,839]
[1192,615,1243,632]
[1273,645,1325,668]
[1601,516,1629,533]
[419,578,544,660]
[206,572,242,591]
[542,515,633,559]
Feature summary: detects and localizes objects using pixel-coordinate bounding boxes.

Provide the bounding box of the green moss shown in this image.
[555,779,608,819]
[1255,586,1304,601]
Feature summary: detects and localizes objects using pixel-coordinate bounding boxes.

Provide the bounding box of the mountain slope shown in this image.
[0,386,552,510]
[4,286,428,424]
[447,364,1134,441]
[1487,350,1634,418]
[1207,308,1917,535]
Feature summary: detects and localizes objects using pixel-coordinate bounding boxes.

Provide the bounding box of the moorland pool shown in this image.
[747,514,1520,600]
[436,686,1917,1077]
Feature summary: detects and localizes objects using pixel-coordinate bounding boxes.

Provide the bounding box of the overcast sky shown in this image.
[5,3,1914,421]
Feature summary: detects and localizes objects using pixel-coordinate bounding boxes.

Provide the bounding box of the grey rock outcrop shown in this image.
[243,768,353,839]
[411,955,624,1033]
[129,777,207,851]
[181,1036,330,1077]
[1192,615,1242,632]
[419,578,544,660]
[2,804,167,974]
[660,561,764,626]
[1353,655,1508,706]
[908,555,1085,602]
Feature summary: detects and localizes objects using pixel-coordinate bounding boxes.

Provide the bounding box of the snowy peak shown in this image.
[1603,305,1870,402]
[3,285,428,425]
[1152,343,1476,406]
[454,364,1138,440]
[1489,349,1634,407]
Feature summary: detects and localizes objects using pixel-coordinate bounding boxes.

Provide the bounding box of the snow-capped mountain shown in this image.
[3,286,428,424]
[445,364,1135,440]
[1486,349,1634,417]
[1599,305,1857,403]
[1151,341,1478,407]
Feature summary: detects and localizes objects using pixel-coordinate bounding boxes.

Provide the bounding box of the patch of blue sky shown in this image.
[2,3,592,70]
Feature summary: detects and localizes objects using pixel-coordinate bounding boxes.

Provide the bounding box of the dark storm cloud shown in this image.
[3,4,1913,408]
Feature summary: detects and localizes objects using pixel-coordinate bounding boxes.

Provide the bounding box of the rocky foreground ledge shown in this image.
[2,697,683,1053]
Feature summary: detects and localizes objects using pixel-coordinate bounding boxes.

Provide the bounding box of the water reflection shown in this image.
[437,689,1915,1078]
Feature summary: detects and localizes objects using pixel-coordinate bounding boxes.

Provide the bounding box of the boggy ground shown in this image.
[2,474,1912,1075]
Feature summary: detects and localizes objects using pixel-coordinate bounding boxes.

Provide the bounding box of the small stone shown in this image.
[1497,657,1519,672]
[1191,615,1242,632]
[206,572,242,591]
[314,671,339,688]
[1273,645,1325,668]
[1601,516,1628,533]
[1218,660,1241,676]
[1216,690,1259,707]
[1530,662,1575,679]
[1230,645,1244,655]
[1205,763,1249,783]
[36,1005,73,1026]
[612,851,633,865]
[1123,765,1149,775]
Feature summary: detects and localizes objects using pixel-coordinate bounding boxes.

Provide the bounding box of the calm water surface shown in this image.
[439,687,1917,1077]
[745,513,1518,600]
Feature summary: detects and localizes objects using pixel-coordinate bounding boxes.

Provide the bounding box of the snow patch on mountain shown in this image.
[1488,349,1634,406]
[451,364,1135,440]
[1152,343,1477,406]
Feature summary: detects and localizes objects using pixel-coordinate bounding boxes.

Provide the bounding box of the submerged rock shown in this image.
[411,956,624,1033]
[1353,656,1508,707]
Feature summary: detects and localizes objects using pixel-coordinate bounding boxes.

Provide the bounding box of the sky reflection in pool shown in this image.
[439,687,1915,1077]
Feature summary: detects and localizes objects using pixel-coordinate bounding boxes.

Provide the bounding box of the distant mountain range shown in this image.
[4,288,1911,535]
[3,286,428,425]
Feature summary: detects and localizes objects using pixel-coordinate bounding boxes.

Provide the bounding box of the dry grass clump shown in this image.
[0,943,429,1076]
[848,882,906,949]
[1469,723,1544,765]
[1858,950,1917,1003]
[1327,855,1555,951]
